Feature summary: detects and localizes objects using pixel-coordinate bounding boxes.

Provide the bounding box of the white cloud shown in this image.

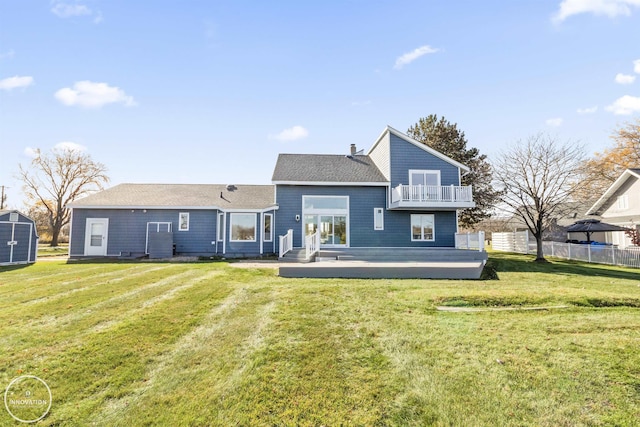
[0,75,34,91]
[606,95,640,115]
[54,141,87,152]
[634,59,640,73]
[54,81,136,108]
[577,106,598,114]
[0,50,15,60]
[394,45,439,70]
[552,0,640,23]
[24,147,39,158]
[615,73,636,84]
[351,100,372,107]
[268,125,309,142]
[51,2,92,18]
[51,2,102,23]
[546,117,564,127]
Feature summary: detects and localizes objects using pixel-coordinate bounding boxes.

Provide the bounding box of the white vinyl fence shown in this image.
[492,231,640,269]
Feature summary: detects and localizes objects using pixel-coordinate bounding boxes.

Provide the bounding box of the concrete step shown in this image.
[279,248,314,263]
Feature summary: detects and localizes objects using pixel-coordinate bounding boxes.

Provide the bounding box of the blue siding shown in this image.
[0,211,38,264]
[70,208,276,258]
[389,134,460,187]
[275,185,457,249]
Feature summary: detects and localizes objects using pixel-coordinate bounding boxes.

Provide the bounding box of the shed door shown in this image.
[85,219,109,256]
[12,223,32,262]
[0,222,33,264]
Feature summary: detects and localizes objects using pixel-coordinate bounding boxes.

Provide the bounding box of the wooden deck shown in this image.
[279,248,487,279]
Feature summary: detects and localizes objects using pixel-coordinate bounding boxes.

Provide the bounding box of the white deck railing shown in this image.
[279,229,293,258]
[455,231,486,252]
[392,184,473,204]
[305,230,321,260]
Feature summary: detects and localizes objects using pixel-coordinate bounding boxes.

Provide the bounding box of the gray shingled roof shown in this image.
[272,154,388,183]
[67,184,276,210]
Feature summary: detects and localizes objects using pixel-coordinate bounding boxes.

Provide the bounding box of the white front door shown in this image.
[85,218,109,256]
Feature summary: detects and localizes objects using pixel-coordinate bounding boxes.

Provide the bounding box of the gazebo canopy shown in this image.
[566,219,628,243]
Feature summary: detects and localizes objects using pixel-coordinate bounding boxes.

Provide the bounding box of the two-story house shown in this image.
[67,126,484,276]
[586,168,640,247]
[272,126,475,251]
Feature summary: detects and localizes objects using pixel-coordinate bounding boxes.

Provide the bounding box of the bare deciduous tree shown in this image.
[18,147,109,246]
[493,134,585,262]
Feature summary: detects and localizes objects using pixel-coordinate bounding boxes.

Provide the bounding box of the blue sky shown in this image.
[1,0,639,208]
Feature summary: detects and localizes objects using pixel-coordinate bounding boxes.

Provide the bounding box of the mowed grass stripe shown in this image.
[19,265,172,307]
[94,285,280,426]
[0,263,161,303]
[205,281,401,426]
[0,268,210,356]
[2,265,234,425]
[0,264,189,324]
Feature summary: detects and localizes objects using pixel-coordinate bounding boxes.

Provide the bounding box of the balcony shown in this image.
[389,184,475,210]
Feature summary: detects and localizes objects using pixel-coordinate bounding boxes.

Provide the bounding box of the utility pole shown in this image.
[0,185,6,209]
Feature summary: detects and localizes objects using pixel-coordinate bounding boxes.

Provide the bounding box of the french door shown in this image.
[304,214,348,247]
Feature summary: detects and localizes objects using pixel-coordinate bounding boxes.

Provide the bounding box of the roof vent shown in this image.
[226,184,236,191]
[350,144,357,156]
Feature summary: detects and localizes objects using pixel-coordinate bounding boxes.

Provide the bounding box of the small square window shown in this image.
[9,212,19,222]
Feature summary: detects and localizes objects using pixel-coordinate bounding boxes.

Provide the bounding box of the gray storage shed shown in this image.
[0,210,39,266]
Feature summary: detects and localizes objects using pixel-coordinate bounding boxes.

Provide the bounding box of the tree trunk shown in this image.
[50,226,60,247]
[534,234,546,262]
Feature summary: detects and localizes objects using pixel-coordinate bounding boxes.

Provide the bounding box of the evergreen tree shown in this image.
[407,114,500,228]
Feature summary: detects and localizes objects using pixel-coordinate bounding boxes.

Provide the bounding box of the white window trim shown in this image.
[301,195,350,248]
[411,214,435,242]
[178,212,190,231]
[374,208,384,231]
[217,212,225,242]
[230,213,257,242]
[263,213,273,242]
[409,169,441,186]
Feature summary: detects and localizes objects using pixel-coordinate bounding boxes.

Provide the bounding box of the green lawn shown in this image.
[0,254,639,426]
[37,244,69,258]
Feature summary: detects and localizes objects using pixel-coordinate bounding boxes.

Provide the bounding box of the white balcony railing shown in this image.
[391,184,474,208]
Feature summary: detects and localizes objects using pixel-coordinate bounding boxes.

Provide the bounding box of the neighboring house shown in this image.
[67,126,476,258]
[0,209,39,266]
[585,168,640,248]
